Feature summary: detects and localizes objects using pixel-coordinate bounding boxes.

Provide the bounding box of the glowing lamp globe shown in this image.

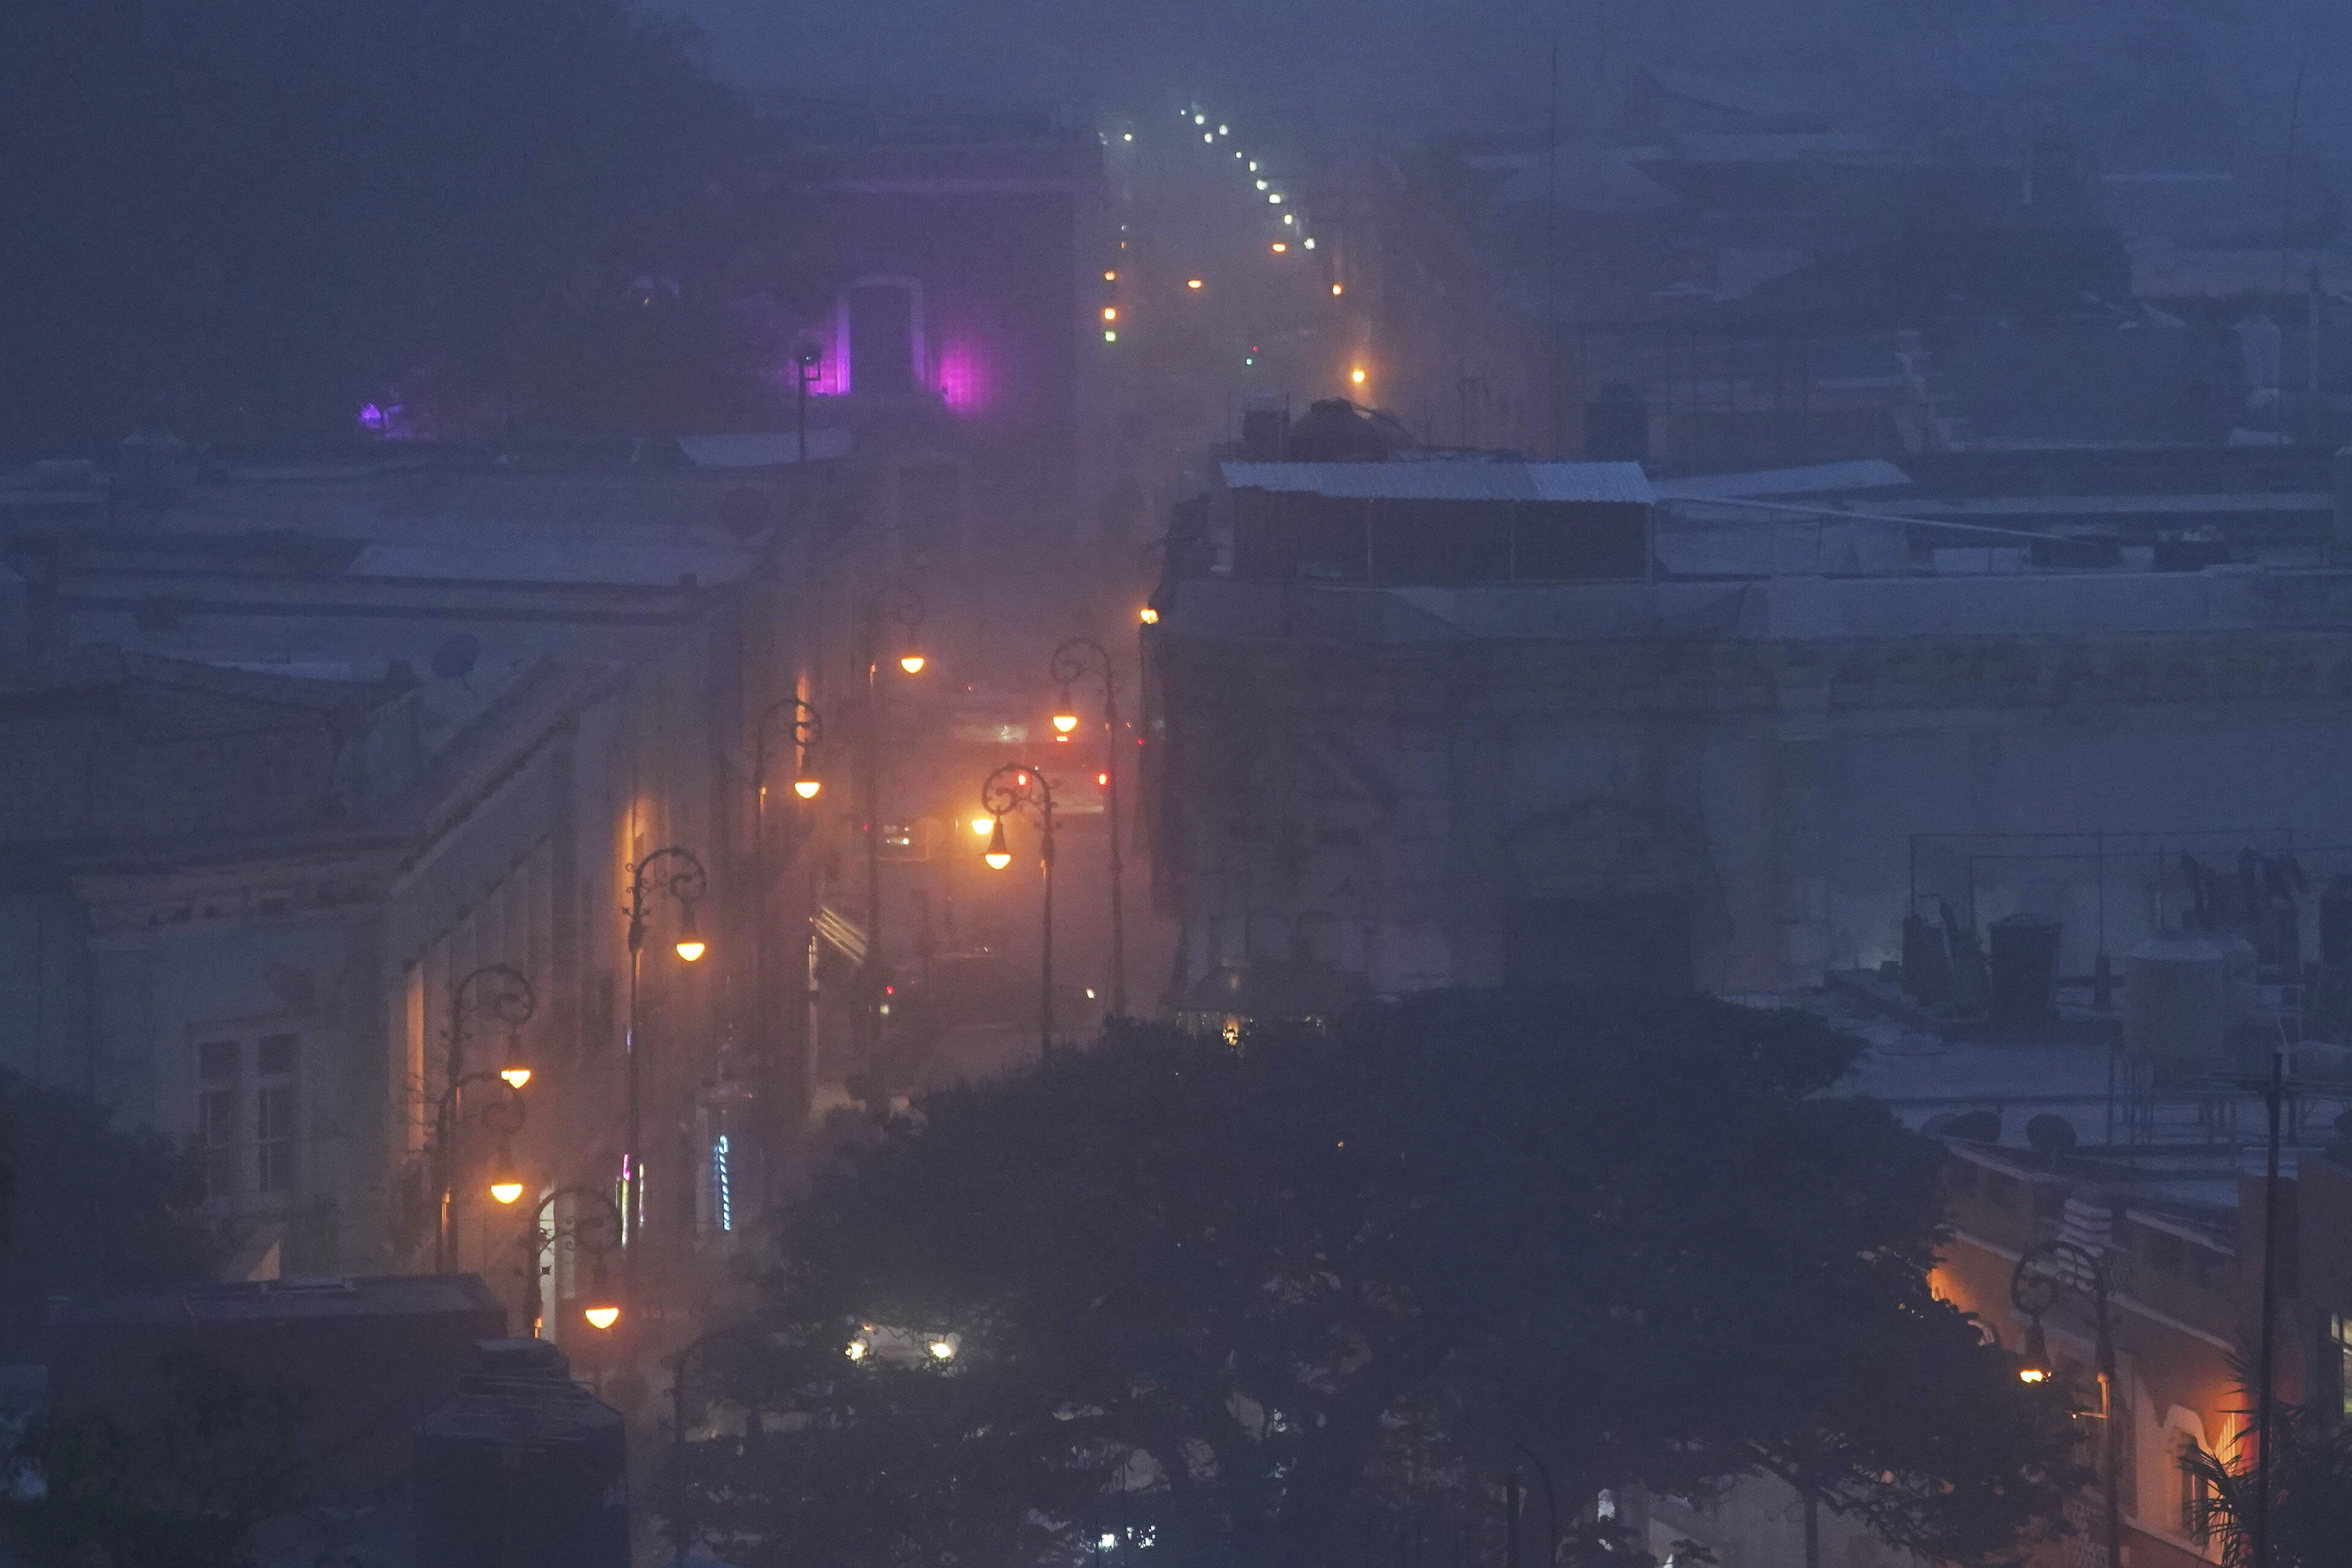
[927,1338,957,1361]
[1052,712,1079,734]
[584,1303,621,1331]
[1139,607,1158,625]
[2017,1320,2053,1385]
[970,815,995,838]
[844,1339,869,1362]
[793,777,822,800]
[984,819,1013,872]
[499,1066,531,1090]
[489,1179,524,1206]
[898,652,926,675]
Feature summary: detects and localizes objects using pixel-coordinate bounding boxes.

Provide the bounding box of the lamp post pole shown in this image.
[751,699,824,1155]
[1509,1444,1558,1568]
[2252,1044,2287,1568]
[667,1321,757,1568]
[2012,1240,2123,1568]
[519,1183,625,1340]
[982,763,1057,1056]
[435,964,535,1273]
[794,342,822,463]
[625,847,708,1251]
[432,1069,527,1273]
[861,587,925,1060]
[1050,639,1126,1018]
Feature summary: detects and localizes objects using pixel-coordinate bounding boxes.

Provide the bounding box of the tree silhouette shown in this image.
[684,993,2080,1568]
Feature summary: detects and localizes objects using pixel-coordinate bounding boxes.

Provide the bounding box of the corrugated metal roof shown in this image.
[1653,460,1911,500]
[1222,461,1654,505]
[349,541,751,586]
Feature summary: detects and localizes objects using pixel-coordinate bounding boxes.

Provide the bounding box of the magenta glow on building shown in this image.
[935,341,991,413]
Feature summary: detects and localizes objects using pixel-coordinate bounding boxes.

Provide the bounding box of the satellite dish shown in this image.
[430,633,481,681]
[2025,1114,2078,1158]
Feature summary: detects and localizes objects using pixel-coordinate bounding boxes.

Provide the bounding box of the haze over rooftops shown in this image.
[1221,460,1655,505]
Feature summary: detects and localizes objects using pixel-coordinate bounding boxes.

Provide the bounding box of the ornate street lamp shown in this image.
[625,847,709,1244]
[981,763,1057,1056]
[519,1183,626,1338]
[433,961,535,1273]
[2012,1240,2121,1568]
[431,1065,527,1272]
[1050,638,1127,1018]
[860,586,926,1055]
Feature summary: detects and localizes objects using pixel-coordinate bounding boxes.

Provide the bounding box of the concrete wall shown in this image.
[1151,575,2352,996]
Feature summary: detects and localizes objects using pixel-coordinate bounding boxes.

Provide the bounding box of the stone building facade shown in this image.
[1146,461,2352,1004]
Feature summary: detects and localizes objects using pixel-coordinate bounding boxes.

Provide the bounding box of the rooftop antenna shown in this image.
[1547,43,1561,457]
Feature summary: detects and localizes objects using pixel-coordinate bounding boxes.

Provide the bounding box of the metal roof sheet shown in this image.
[349,540,751,586]
[1654,460,1911,500]
[1221,461,1654,505]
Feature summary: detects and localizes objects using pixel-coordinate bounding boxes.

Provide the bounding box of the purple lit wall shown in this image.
[936,341,991,412]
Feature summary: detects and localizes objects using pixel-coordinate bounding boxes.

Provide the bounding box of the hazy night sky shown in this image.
[655,0,2352,186]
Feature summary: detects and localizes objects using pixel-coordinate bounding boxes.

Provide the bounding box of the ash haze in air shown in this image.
[7,1,2352,1566]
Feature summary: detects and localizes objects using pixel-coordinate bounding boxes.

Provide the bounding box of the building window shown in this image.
[2179,1443,2214,1543]
[197,1040,240,1202]
[256,1034,298,1195]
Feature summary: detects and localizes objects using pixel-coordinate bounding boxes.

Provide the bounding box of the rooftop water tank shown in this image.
[2123,933,2228,1059]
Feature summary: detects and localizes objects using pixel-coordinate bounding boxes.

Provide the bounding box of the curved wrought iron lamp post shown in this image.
[981,763,1057,1056]
[1049,639,1126,1018]
[2012,1239,2122,1568]
[519,1183,626,1337]
[753,697,826,829]
[625,847,709,1247]
[433,962,533,1273]
[751,698,825,1141]
[1508,1444,1558,1568]
[859,587,926,1055]
[431,1070,526,1273]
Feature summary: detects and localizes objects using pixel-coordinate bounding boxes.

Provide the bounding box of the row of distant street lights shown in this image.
[429,603,1145,1330]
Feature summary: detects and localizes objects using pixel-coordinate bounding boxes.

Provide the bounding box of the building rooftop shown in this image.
[1220,460,1656,505]
[49,1273,502,1328]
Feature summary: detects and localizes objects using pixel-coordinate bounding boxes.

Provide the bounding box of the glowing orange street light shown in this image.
[793,775,822,800]
[970,814,996,837]
[499,1066,532,1090]
[984,819,1013,871]
[1332,283,1344,296]
[1052,710,1079,735]
[1104,269,1116,281]
[1186,279,1203,290]
[584,1301,621,1331]
[1271,242,1288,254]
[1351,368,1367,386]
[488,1143,523,1206]
[1102,306,1118,322]
[1139,606,1158,625]
[673,906,706,964]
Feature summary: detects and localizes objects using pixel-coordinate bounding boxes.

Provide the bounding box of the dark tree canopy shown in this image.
[0,1068,217,1362]
[0,0,770,447]
[690,992,2080,1568]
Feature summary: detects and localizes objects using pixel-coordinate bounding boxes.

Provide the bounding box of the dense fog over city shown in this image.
[3,1,2352,1565]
